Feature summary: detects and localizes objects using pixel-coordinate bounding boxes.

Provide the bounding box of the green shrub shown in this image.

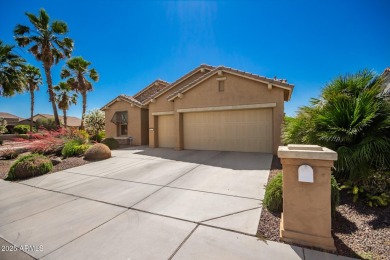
[263,173,340,217]
[102,138,119,150]
[84,109,105,137]
[263,173,283,212]
[75,130,89,144]
[331,175,340,217]
[91,131,105,143]
[14,125,30,134]
[61,140,91,158]
[340,171,390,207]
[282,70,390,199]
[7,153,53,180]
[0,118,7,134]
[36,118,57,131]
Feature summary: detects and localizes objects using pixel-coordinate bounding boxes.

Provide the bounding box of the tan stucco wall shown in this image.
[149,70,209,146]
[150,73,285,154]
[104,101,143,145]
[279,157,335,250]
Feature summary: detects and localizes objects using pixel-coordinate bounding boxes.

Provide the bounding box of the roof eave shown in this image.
[168,69,294,101]
[147,65,215,102]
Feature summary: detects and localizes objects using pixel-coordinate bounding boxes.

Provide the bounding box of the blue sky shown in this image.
[0,0,389,119]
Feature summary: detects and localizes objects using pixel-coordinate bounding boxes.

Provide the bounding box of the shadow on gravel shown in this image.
[333,235,362,259]
[332,211,358,234]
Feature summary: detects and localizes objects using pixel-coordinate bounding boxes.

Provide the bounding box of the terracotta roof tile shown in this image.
[119,94,143,106]
[146,64,215,102]
[19,114,82,127]
[0,112,19,119]
[167,65,294,101]
[133,80,170,103]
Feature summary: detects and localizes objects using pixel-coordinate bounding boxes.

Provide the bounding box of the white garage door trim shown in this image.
[177,103,276,113]
[158,115,175,148]
[183,108,273,153]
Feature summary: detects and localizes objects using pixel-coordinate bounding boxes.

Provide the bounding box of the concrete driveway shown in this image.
[0,147,349,259]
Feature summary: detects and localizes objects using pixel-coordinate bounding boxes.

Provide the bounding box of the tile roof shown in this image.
[119,94,143,106]
[167,65,294,101]
[18,114,82,127]
[145,64,215,103]
[100,94,144,110]
[0,112,20,119]
[133,80,170,103]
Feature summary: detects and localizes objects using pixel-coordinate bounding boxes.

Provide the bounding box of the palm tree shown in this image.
[0,40,25,96]
[61,57,99,129]
[14,9,73,126]
[22,65,42,132]
[54,82,77,128]
[284,70,390,182]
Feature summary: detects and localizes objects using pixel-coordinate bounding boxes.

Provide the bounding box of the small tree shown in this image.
[22,65,42,132]
[84,109,105,137]
[54,82,77,128]
[36,118,57,131]
[0,118,8,134]
[61,57,99,129]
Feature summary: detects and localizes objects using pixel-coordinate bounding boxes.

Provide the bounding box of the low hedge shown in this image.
[102,138,119,149]
[62,140,91,158]
[263,172,283,212]
[7,153,53,180]
[263,172,340,217]
[13,125,30,134]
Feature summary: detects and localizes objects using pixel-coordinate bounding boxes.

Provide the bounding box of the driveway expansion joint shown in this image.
[200,206,262,223]
[0,197,78,228]
[168,224,199,260]
[39,209,129,258]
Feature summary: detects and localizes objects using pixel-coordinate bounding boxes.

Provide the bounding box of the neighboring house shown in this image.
[0,112,20,133]
[101,64,294,154]
[18,113,82,128]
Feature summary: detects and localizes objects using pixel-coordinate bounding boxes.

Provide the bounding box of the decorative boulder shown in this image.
[84,143,111,160]
[50,156,62,165]
[8,154,53,180]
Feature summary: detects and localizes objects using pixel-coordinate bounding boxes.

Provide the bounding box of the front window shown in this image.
[111,111,128,136]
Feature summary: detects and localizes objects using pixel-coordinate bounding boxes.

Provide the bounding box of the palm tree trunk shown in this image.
[43,64,60,126]
[80,91,87,130]
[63,109,67,128]
[29,85,34,132]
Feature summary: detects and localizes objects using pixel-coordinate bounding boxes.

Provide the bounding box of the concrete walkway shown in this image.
[0,147,352,259]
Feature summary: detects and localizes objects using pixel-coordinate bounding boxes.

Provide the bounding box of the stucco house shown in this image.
[101,64,294,154]
[18,114,82,129]
[0,112,20,133]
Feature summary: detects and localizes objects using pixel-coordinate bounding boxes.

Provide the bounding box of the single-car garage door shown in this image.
[183,109,273,153]
[158,115,175,148]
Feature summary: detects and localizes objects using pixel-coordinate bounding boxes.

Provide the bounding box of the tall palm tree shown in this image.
[61,57,99,129]
[14,9,73,126]
[0,40,25,96]
[54,82,77,128]
[22,65,42,132]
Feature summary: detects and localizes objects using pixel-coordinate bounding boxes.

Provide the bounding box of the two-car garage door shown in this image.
[183,109,273,153]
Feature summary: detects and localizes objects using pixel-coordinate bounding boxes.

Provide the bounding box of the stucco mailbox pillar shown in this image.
[278,144,337,251]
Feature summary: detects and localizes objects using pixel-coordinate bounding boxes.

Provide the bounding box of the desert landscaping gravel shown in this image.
[257,158,390,260]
